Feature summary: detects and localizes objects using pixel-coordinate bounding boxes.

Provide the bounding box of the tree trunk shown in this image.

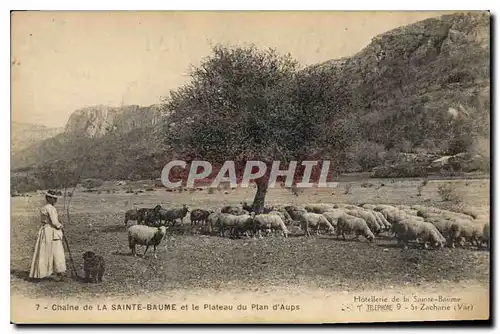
[252,176,269,214]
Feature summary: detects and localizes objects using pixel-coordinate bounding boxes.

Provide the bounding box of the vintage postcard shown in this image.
[10,10,490,324]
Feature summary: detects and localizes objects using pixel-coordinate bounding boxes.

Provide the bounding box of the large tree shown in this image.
[160,45,346,212]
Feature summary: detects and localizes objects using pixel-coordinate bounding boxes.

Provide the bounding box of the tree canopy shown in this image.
[161,44,349,210]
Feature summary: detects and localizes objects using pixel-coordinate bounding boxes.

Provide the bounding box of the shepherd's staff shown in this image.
[62,230,79,279]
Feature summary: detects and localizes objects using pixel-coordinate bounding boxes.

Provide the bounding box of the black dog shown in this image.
[82,251,105,283]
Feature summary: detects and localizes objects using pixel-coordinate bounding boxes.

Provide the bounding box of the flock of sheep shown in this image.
[123,201,490,258]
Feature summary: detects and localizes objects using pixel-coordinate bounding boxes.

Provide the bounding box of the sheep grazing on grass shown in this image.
[217,213,255,238]
[128,225,168,259]
[136,205,163,225]
[206,212,224,233]
[346,209,382,235]
[412,205,474,221]
[393,219,446,250]
[425,217,461,248]
[333,203,359,210]
[304,203,335,214]
[221,205,247,215]
[372,211,392,231]
[450,219,485,247]
[190,209,213,226]
[298,212,335,237]
[254,214,289,238]
[360,204,377,210]
[163,204,189,226]
[143,208,165,227]
[284,206,307,221]
[336,215,374,242]
[124,209,139,225]
[321,209,348,229]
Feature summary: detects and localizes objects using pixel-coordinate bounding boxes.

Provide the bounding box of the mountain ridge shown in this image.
[11,11,490,191]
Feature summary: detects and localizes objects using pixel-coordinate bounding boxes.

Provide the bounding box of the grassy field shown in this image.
[11,177,490,299]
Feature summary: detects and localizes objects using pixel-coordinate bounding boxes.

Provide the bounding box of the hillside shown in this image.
[294,11,489,172]
[11,122,63,154]
[11,11,490,192]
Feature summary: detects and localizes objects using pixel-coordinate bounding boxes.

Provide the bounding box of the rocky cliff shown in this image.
[11,11,490,184]
[64,104,163,138]
[300,11,489,157]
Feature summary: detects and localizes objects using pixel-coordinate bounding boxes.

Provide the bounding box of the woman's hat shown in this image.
[42,190,60,199]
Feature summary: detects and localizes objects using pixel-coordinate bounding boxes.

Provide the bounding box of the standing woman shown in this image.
[29,190,67,281]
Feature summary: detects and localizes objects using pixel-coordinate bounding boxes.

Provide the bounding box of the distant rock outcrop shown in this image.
[11,122,63,153]
[64,104,163,138]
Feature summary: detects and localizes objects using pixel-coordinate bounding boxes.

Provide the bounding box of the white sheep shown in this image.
[304,203,335,214]
[393,219,446,249]
[298,212,335,236]
[128,225,168,259]
[346,209,382,235]
[336,215,374,242]
[322,209,348,228]
[254,214,289,238]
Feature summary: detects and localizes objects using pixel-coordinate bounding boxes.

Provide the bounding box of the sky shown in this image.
[11,11,461,128]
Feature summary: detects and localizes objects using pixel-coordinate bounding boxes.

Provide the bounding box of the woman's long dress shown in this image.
[29,203,67,279]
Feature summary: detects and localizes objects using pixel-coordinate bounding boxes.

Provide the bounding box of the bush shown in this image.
[346,140,387,171]
[344,183,352,194]
[437,183,462,203]
[81,178,104,190]
[207,187,216,194]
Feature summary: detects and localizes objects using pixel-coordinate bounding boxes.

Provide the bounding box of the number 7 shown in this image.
[35,304,40,310]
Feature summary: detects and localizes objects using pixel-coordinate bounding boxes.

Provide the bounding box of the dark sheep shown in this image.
[190,209,213,225]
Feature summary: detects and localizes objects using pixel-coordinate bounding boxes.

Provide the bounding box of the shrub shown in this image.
[344,183,352,194]
[81,178,104,190]
[437,183,462,203]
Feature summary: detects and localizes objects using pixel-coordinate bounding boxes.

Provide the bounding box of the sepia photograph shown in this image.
[10,9,491,324]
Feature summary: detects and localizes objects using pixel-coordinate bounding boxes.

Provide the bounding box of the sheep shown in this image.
[136,205,163,225]
[271,206,293,224]
[128,225,168,259]
[322,209,348,229]
[372,211,392,231]
[143,209,164,227]
[254,214,289,238]
[425,217,461,248]
[345,209,382,235]
[413,205,474,221]
[372,204,397,212]
[285,206,307,221]
[450,219,485,247]
[297,212,335,236]
[217,213,255,238]
[336,215,374,242]
[206,212,224,233]
[190,209,213,225]
[124,209,139,225]
[221,205,243,215]
[268,210,286,222]
[163,204,189,226]
[240,201,253,212]
[333,203,359,210]
[304,203,335,214]
[360,204,377,210]
[231,213,257,238]
[393,219,446,249]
